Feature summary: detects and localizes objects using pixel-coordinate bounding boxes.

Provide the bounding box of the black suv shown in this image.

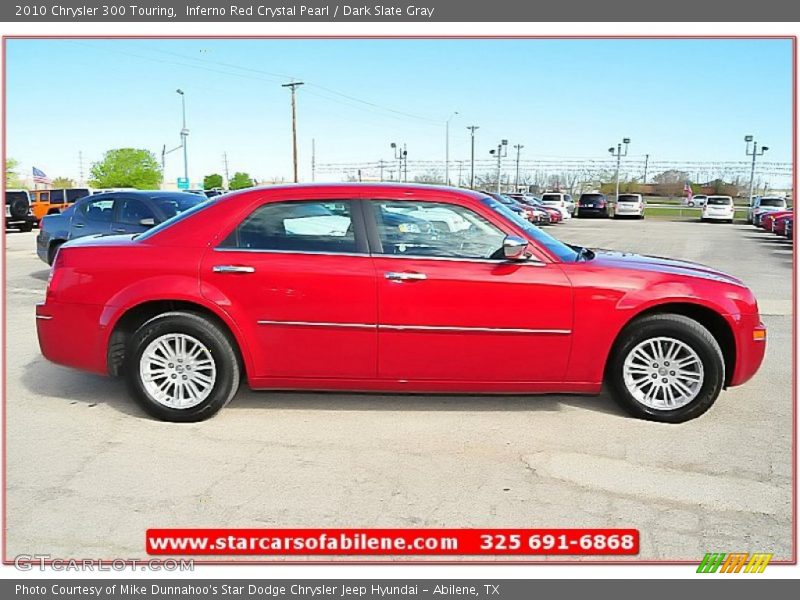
[5,189,36,232]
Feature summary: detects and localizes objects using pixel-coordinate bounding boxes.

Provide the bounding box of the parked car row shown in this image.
[749,195,789,226]
[755,207,793,240]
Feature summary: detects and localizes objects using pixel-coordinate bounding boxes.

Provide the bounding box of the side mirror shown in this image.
[503,235,529,261]
[140,217,156,227]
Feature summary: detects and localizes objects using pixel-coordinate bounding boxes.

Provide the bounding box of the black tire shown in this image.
[19,221,33,233]
[8,198,29,219]
[124,311,241,422]
[47,241,64,266]
[606,314,725,423]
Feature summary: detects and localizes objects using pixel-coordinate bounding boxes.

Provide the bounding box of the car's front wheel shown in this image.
[125,311,241,422]
[606,314,725,423]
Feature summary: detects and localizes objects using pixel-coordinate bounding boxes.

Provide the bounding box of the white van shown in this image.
[540,192,574,219]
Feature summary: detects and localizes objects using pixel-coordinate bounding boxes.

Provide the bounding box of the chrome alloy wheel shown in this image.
[622,336,704,410]
[139,333,217,409]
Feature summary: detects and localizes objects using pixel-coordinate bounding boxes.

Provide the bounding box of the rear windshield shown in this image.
[65,189,91,203]
[618,195,640,202]
[760,198,786,207]
[706,197,732,205]
[135,197,217,240]
[152,195,206,219]
[5,191,28,203]
[541,194,561,202]
[580,194,605,202]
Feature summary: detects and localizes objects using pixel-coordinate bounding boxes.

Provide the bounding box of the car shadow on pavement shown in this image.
[30,269,50,282]
[226,387,628,418]
[19,358,628,419]
[20,358,146,418]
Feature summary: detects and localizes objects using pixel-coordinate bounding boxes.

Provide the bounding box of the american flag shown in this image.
[32,166,51,184]
[683,182,693,203]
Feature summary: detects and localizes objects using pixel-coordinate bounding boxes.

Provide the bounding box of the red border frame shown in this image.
[1,34,796,567]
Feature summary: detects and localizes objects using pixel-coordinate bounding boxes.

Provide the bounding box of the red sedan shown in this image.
[36,184,766,423]
[760,210,793,232]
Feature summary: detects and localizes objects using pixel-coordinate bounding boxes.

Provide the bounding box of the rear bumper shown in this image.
[36,301,109,376]
[615,205,643,215]
[702,213,734,221]
[577,207,608,217]
[729,315,767,387]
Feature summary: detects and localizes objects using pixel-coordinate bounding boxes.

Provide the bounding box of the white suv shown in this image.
[748,196,787,225]
[701,196,735,223]
[540,192,574,219]
[614,193,645,219]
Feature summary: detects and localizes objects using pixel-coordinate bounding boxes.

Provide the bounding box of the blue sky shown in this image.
[5,38,793,187]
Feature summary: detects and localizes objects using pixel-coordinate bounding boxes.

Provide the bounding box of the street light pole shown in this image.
[391,143,408,182]
[282,81,305,183]
[489,140,508,194]
[608,137,630,201]
[513,144,524,190]
[467,125,479,189]
[176,89,189,183]
[445,111,458,186]
[745,135,769,203]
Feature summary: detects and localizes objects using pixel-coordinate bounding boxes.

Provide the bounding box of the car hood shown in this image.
[589,249,745,286]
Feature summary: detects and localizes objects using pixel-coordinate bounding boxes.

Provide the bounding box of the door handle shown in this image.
[385,271,427,281]
[213,265,256,274]
[113,228,126,233]
[73,223,84,228]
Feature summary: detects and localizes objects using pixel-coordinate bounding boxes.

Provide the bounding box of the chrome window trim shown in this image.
[257,319,570,335]
[214,246,546,266]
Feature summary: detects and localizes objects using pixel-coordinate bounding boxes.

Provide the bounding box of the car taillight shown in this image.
[46,249,66,301]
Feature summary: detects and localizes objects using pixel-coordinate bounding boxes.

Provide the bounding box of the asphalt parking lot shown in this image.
[4,217,793,562]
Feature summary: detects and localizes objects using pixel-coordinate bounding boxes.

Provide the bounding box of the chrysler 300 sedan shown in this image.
[36,184,766,423]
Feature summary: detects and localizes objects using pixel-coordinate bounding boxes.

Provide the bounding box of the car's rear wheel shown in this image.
[606,314,725,423]
[125,311,240,422]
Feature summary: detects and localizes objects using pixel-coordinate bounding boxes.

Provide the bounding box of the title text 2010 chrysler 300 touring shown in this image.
[36,184,766,423]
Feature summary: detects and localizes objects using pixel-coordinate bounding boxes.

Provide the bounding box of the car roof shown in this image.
[219,182,490,201]
[87,190,199,200]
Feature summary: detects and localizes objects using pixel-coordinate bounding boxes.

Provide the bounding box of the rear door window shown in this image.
[80,198,115,222]
[219,200,361,253]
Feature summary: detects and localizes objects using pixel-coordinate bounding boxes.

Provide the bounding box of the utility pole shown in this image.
[282,81,304,183]
[222,152,230,188]
[745,135,769,203]
[513,144,524,190]
[445,111,458,186]
[490,139,509,194]
[608,137,630,200]
[391,142,407,182]
[467,125,479,189]
[78,151,84,187]
[176,89,189,183]
[457,161,463,187]
[378,159,385,182]
[311,138,316,182]
[642,153,650,184]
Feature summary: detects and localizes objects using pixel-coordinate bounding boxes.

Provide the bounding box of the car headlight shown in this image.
[398,223,421,233]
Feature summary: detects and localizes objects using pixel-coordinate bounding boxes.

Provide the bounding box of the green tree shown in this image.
[89,148,162,189]
[51,177,75,188]
[203,173,224,190]
[6,158,23,188]
[229,172,254,190]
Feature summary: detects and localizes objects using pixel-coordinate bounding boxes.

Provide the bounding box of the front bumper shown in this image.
[729,315,767,387]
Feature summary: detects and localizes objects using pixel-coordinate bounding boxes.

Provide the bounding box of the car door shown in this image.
[366,197,574,383]
[112,196,157,235]
[200,197,378,380]
[68,195,115,239]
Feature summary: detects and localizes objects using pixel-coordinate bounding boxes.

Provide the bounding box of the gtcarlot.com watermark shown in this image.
[13,554,194,572]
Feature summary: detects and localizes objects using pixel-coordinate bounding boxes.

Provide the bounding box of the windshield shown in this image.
[706,197,732,206]
[136,197,217,240]
[480,196,578,262]
[760,198,786,207]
